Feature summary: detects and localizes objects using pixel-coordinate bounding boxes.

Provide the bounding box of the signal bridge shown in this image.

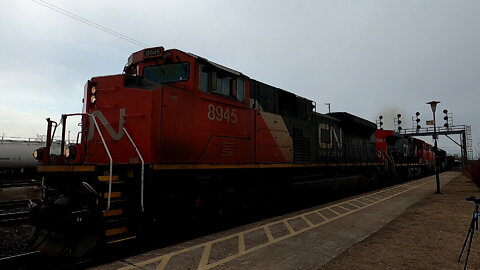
[397,124,473,165]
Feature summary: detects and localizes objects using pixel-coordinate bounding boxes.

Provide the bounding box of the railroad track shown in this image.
[0,199,40,226]
[0,199,39,210]
[0,210,30,226]
[0,181,37,188]
[0,251,40,268]
[0,250,96,270]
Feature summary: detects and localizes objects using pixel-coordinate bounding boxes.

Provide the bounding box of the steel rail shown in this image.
[0,211,29,225]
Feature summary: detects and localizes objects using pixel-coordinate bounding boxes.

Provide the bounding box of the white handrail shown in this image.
[387,151,395,173]
[123,127,145,212]
[88,114,113,212]
[63,113,113,212]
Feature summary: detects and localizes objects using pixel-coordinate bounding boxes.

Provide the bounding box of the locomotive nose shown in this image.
[29,194,103,257]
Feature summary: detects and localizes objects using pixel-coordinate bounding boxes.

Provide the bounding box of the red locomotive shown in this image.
[30,46,445,256]
[375,129,437,177]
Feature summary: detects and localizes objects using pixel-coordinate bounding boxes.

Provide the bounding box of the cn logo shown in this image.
[87,109,126,141]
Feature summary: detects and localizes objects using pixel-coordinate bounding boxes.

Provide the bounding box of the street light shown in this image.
[427,101,441,194]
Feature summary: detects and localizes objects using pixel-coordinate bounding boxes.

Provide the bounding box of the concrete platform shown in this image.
[91,171,460,270]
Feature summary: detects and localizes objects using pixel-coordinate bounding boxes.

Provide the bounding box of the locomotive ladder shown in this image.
[62,113,114,212]
[466,125,473,161]
[99,127,146,244]
[99,174,137,244]
[62,113,137,244]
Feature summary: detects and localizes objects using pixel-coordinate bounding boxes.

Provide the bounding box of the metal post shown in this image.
[462,132,468,170]
[45,118,52,163]
[60,115,67,156]
[433,113,441,194]
[427,101,441,194]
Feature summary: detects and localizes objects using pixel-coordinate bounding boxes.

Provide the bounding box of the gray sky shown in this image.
[1,1,479,156]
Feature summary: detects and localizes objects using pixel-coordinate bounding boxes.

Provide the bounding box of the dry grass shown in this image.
[318,174,480,270]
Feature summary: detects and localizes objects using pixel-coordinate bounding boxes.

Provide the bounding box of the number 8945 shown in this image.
[207,104,237,123]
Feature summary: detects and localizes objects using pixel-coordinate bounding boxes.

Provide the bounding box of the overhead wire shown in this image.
[31,0,150,48]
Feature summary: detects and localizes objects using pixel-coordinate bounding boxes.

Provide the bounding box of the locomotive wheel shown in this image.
[29,194,103,257]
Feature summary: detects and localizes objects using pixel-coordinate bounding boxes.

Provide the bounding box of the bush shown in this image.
[468,161,480,188]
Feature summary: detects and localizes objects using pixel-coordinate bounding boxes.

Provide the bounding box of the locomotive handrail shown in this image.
[387,152,395,173]
[82,182,98,195]
[63,113,113,212]
[122,127,145,213]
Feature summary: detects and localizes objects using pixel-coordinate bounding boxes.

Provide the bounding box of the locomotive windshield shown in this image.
[143,62,190,84]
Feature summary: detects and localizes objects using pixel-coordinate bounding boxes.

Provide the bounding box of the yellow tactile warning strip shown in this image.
[117,172,455,270]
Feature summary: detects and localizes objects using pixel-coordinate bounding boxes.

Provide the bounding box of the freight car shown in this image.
[0,139,41,176]
[29,46,443,257]
[0,138,62,179]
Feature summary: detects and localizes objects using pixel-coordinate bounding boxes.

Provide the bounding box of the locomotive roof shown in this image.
[185,52,246,77]
[314,112,341,122]
[328,112,377,136]
[126,47,247,78]
[328,112,376,128]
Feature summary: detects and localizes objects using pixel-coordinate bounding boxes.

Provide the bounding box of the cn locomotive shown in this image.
[30,46,446,257]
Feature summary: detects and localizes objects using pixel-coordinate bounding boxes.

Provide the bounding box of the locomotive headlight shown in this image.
[91,85,97,94]
[33,148,44,160]
[90,95,97,104]
[65,145,77,159]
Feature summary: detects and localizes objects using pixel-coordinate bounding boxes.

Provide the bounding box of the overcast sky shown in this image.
[1,1,479,156]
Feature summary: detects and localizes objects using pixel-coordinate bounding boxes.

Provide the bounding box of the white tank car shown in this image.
[0,139,61,169]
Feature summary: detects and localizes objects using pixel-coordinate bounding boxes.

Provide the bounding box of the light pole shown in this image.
[427,101,441,194]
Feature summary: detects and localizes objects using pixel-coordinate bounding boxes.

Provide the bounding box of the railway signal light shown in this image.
[378,115,384,130]
[443,109,449,128]
[396,114,402,131]
[415,112,421,132]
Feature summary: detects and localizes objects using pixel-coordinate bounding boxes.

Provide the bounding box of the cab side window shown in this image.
[200,65,209,92]
[199,64,245,102]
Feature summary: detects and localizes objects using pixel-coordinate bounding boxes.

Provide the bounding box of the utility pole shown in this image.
[325,103,331,113]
